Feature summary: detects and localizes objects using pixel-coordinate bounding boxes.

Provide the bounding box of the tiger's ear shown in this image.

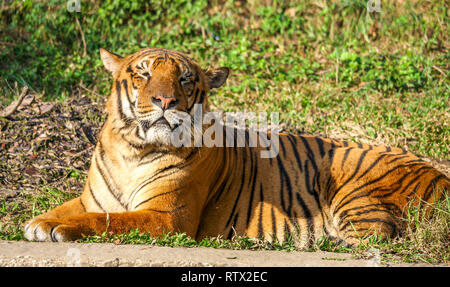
[205,67,229,89]
[100,48,123,74]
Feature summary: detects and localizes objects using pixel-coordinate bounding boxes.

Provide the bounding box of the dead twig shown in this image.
[0,86,29,118]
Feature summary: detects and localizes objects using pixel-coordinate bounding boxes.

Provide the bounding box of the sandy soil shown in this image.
[0,240,446,267]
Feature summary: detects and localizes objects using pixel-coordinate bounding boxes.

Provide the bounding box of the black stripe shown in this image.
[199,91,206,103]
[121,79,135,109]
[95,157,126,209]
[96,143,127,209]
[122,134,145,149]
[341,218,397,236]
[277,155,293,216]
[341,147,353,169]
[299,137,315,161]
[328,147,336,164]
[227,212,239,239]
[339,208,395,229]
[331,149,369,201]
[187,88,199,113]
[134,188,183,209]
[304,160,311,196]
[299,137,321,204]
[355,153,388,181]
[88,181,105,212]
[423,174,446,201]
[398,166,433,194]
[315,137,325,157]
[146,205,186,214]
[259,182,264,202]
[373,166,432,199]
[257,201,264,238]
[258,181,265,239]
[286,134,303,172]
[279,137,286,157]
[338,202,402,221]
[128,162,186,205]
[405,182,421,200]
[213,147,234,203]
[79,197,86,212]
[295,193,313,240]
[333,163,425,214]
[246,152,258,227]
[131,149,199,202]
[271,206,277,240]
[387,155,409,164]
[138,152,166,166]
[225,153,247,227]
[116,81,127,121]
[185,147,200,162]
[381,149,408,156]
[403,159,425,164]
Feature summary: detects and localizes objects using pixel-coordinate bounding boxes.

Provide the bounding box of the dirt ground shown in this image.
[1,94,449,267]
[0,240,447,267]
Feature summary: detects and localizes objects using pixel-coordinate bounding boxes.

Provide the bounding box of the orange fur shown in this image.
[24,48,449,246]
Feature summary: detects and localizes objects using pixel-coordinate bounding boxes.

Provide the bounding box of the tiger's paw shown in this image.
[24,218,84,242]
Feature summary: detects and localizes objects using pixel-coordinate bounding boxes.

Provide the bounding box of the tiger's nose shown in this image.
[152,95,177,110]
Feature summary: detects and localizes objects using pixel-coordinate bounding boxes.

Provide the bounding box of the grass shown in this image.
[1,0,449,158]
[0,0,449,264]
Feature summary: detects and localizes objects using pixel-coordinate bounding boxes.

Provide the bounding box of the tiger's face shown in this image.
[100,48,229,147]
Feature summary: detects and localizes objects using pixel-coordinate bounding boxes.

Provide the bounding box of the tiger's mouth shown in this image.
[153,117,170,126]
[151,116,182,131]
[138,114,184,133]
[132,109,192,147]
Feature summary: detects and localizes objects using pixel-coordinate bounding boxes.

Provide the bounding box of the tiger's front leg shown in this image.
[24,206,192,242]
[24,187,201,242]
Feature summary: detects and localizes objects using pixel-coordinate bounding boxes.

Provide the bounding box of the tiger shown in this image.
[24,47,449,247]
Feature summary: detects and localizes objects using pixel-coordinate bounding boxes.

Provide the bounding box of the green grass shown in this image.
[1,0,448,158]
[0,186,78,241]
[0,0,449,264]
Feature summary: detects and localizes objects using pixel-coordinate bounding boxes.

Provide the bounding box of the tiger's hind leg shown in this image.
[320,146,449,247]
[332,198,401,246]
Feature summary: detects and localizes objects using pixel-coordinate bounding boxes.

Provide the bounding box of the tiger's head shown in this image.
[100,47,229,148]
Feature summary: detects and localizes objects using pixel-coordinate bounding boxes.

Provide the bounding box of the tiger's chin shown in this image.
[143,125,174,147]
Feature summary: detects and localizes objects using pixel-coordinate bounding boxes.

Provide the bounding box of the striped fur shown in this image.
[24,48,449,246]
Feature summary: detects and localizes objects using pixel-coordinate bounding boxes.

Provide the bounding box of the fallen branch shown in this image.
[0,86,29,118]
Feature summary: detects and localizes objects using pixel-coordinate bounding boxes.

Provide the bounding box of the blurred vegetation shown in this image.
[0,0,449,158]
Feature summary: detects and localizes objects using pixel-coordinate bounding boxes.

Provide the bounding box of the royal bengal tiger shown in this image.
[24,47,449,247]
